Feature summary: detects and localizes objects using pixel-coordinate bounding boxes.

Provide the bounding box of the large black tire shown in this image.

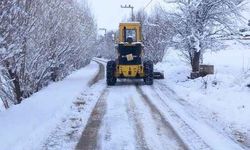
[144,60,154,85]
[106,61,117,86]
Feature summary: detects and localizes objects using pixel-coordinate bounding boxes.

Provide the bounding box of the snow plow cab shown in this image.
[106,22,154,85]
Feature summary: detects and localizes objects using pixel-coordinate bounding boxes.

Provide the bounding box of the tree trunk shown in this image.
[2,99,9,109]
[192,51,201,72]
[5,61,23,104]
[51,67,58,82]
[8,70,22,104]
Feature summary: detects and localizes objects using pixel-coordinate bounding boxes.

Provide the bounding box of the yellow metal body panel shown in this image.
[119,22,142,43]
[116,22,144,79]
[116,65,144,78]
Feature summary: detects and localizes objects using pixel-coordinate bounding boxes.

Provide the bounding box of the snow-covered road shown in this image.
[74,59,246,150]
[2,58,247,150]
[76,84,187,150]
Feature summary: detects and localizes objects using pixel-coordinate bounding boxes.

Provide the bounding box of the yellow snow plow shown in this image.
[106,22,164,86]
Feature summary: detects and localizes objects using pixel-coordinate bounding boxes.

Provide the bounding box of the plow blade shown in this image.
[153,72,164,79]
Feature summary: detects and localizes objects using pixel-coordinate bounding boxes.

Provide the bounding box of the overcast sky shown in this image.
[88,0,161,32]
[78,0,250,34]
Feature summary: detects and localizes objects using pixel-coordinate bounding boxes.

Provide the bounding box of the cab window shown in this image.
[125,29,136,42]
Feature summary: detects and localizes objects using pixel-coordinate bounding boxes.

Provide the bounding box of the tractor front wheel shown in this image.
[106,61,117,86]
[144,60,153,85]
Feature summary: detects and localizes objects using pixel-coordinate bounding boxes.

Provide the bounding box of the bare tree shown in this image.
[96,31,116,59]
[163,0,244,73]
[135,8,175,64]
[0,0,98,109]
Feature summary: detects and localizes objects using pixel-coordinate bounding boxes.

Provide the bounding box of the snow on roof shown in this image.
[119,22,141,25]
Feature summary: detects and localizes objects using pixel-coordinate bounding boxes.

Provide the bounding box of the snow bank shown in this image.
[0,61,100,150]
[156,40,250,147]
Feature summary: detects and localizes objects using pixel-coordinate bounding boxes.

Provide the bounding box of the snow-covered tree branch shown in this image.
[163,0,245,72]
[0,0,97,109]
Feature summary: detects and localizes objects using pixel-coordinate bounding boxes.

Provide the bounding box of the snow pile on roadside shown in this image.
[156,40,250,147]
[42,80,106,150]
[0,61,100,150]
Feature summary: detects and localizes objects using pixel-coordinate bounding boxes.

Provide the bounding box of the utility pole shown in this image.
[121,4,135,21]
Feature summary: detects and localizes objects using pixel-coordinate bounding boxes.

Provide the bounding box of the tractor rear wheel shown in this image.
[144,60,153,85]
[106,61,117,86]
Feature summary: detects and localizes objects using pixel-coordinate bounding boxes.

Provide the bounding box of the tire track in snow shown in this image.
[42,62,106,150]
[97,86,137,150]
[155,81,248,150]
[75,61,107,150]
[99,85,182,150]
[140,86,212,150]
[88,61,105,86]
[126,97,150,150]
[75,89,108,150]
[135,86,188,150]
[154,81,193,107]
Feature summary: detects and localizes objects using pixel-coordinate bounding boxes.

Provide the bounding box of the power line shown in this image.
[121,4,135,21]
[143,0,154,11]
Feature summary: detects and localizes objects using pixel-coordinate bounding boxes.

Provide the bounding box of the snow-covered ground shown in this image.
[155,39,250,147]
[1,40,250,150]
[0,62,100,150]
